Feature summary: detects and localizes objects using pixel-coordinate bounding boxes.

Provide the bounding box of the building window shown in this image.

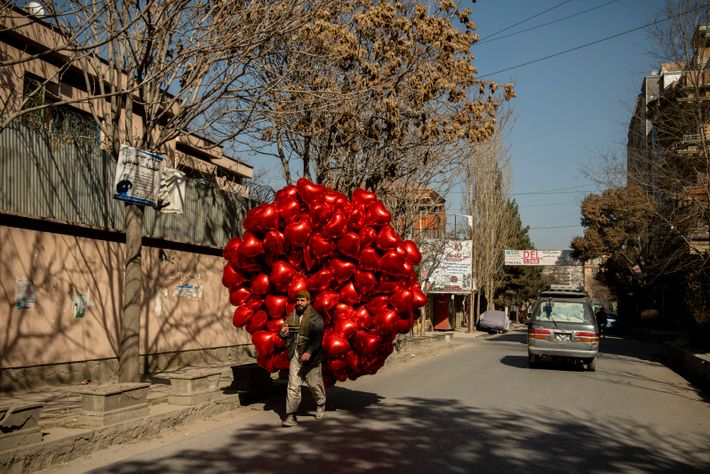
[21,73,98,147]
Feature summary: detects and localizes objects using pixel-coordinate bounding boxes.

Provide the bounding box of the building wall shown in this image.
[1,224,250,389]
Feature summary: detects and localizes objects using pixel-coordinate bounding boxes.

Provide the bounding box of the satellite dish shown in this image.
[27,2,46,17]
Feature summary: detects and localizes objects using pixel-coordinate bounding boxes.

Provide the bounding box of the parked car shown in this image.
[478,309,511,334]
[528,287,599,371]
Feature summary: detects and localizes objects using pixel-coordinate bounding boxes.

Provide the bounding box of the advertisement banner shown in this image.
[113,144,164,207]
[421,240,473,294]
[504,249,579,266]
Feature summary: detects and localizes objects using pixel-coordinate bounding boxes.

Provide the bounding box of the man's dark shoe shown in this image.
[282,414,297,427]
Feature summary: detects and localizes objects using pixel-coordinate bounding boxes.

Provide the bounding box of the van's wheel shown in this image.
[586,358,596,372]
[528,354,538,369]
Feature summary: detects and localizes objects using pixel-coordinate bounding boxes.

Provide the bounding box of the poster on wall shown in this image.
[420,240,473,294]
[113,144,165,207]
[15,275,36,309]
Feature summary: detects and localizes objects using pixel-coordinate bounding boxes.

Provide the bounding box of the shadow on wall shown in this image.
[95,391,709,473]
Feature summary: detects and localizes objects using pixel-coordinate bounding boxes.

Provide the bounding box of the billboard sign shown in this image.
[504,249,579,266]
[421,239,473,294]
[113,144,164,207]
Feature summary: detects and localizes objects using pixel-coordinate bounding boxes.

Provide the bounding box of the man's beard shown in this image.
[296,305,306,315]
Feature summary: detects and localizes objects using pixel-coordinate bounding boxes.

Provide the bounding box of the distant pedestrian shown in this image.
[279,290,326,427]
[596,306,608,337]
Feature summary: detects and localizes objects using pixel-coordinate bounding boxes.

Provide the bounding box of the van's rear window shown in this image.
[533,301,593,323]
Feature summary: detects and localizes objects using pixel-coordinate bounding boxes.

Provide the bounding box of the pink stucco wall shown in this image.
[1,226,248,369]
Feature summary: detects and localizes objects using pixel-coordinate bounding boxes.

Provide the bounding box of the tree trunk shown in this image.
[119,203,143,382]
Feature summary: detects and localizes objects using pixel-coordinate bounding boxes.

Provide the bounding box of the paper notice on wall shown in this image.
[174,283,203,300]
[73,293,88,318]
[157,168,186,214]
[113,144,164,207]
[15,275,36,309]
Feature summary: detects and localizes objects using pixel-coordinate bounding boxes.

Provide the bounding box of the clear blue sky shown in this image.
[464,0,666,249]
[251,0,668,250]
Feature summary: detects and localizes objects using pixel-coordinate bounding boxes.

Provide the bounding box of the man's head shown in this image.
[295,290,311,315]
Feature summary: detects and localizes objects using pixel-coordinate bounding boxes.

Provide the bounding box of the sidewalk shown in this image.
[0,328,492,473]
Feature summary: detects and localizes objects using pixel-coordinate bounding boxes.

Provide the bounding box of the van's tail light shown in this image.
[574,331,599,343]
[528,328,551,340]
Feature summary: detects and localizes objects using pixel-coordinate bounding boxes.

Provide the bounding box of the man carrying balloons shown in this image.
[280,290,326,427]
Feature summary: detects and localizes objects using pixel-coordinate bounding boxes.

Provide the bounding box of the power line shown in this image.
[529,224,582,229]
[477,0,620,45]
[479,0,575,42]
[479,4,705,78]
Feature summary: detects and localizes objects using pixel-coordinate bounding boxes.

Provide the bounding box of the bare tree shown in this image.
[2,0,319,381]
[463,119,517,321]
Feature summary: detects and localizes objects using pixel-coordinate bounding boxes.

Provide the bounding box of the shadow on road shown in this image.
[483,331,527,344]
[94,388,710,474]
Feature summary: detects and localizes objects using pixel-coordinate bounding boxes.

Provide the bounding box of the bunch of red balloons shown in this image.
[221,178,427,385]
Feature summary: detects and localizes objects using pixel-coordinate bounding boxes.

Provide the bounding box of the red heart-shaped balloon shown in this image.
[338,281,360,305]
[238,231,265,258]
[310,233,336,260]
[375,309,399,337]
[284,220,312,248]
[376,225,401,250]
[411,285,428,308]
[245,204,279,232]
[333,318,358,340]
[353,270,377,295]
[365,295,390,313]
[351,188,377,206]
[223,237,242,262]
[297,178,325,203]
[380,250,406,275]
[310,202,333,226]
[307,269,334,292]
[246,310,268,334]
[358,226,377,248]
[389,289,413,314]
[275,197,302,223]
[403,240,422,265]
[263,230,287,255]
[232,305,253,327]
[312,291,339,314]
[252,330,278,355]
[265,295,288,319]
[229,286,251,306]
[332,303,354,321]
[330,258,356,283]
[396,313,416,334]
[322,210,347,238]
[247,295,264,311]
[358,247,380,271]
[251,273,270,295]
[377,277,402,295]
[266,318,285,333]
[326,333,350,357]
[356,332,383,357]
[348,205,367,231]
[287,273,308,300]
[270,260,296,292]
[286,250,304,270]
[337,232,361,259]
[274,185,298,203]
[365,202,392,227]
[222,263,247,289]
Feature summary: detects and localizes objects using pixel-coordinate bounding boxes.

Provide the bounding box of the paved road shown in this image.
[44,330,710,473]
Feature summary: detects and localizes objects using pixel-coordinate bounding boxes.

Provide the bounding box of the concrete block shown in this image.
[0,402,43,451]
[75,383,149,426]
[231,363,272,391]
[168,370,221,405]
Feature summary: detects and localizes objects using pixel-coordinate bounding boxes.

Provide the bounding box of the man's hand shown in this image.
[279,324,288,337]
[300,352,311,362]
